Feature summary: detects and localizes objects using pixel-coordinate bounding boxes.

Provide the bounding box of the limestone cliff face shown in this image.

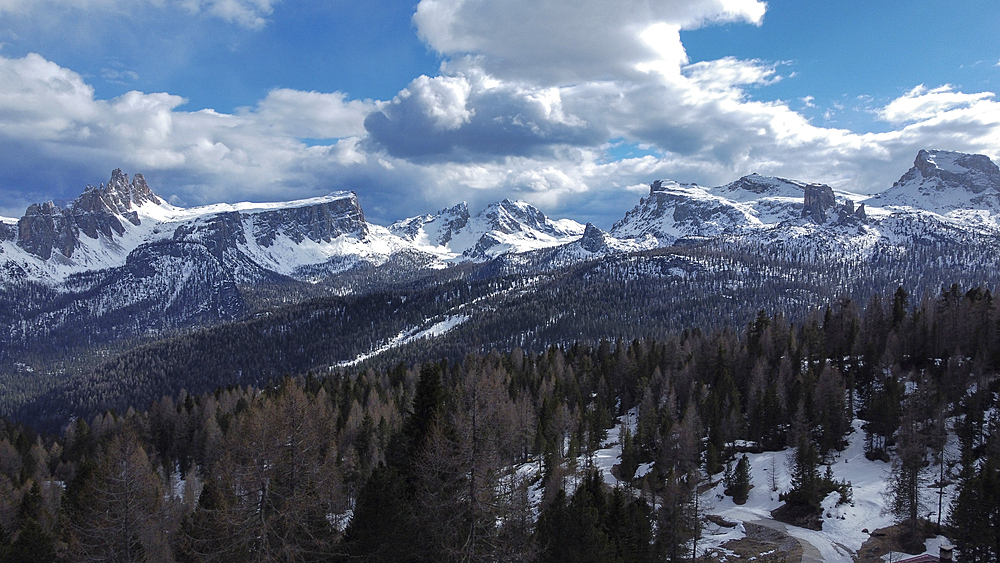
[611,179,755,243]
[170,193,369,269]
[579,223,609,253]
[248,194,368,247]
[16,169,159,260]
[0,221,14,243]
[17,201,75,260]
[900,149,1000,195]
[802,183,836,223]
[869,149,1000,213]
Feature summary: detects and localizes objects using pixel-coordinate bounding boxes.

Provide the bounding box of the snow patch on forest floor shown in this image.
[512,411,959,561]
[575,414,957,561]
[699,418,957,561]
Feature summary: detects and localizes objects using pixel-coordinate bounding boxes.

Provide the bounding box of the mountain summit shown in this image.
[867,149,1000,213]
[16,169,165,260]
[390,198,583,259]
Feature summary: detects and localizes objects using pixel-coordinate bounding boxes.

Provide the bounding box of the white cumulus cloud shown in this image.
[2,1,1000,229]
[413,0,765,84]
[878,84,996,124]
[0,52,378,215]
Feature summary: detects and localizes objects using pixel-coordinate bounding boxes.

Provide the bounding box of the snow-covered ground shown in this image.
[552,414,958,562]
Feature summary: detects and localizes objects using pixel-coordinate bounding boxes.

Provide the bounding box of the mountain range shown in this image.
[2,149,999,339]
[4,148,1000,425]
[5,149,998,283]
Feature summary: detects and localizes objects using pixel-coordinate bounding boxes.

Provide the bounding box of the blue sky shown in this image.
[1,0,999,227]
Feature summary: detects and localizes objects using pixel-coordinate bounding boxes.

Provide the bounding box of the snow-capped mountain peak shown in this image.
[5,150,1000,354]
[15,169,171,262]
[458,199,584,259]
[391,198,583,259]
[712,173,805,201]
[867,148,1000,214]
[913,149,1000,194]
[480,199,569,236]
[80,168,163,213]
[388,202,470,247]
[610,179,760,244]
[2,170,389,284]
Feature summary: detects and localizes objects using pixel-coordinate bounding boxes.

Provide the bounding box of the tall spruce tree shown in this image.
[725,455,752,505]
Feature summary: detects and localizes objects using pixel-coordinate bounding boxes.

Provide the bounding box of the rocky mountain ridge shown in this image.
[5,149,999,288]
[868,148,1000,213]
[2,149,1000,354]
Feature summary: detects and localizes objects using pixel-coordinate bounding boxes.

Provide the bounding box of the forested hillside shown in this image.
[13,230,1000,433]
[0,284,998,561]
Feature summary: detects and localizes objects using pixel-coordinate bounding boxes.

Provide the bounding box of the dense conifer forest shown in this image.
[0,283,998,561]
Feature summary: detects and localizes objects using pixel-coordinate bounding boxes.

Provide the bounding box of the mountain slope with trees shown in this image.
[0,284,997,560]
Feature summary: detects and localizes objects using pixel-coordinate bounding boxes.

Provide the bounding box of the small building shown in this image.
[896,545,953,562]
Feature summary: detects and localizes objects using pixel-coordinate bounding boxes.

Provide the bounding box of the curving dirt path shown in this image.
[746,519,836,562]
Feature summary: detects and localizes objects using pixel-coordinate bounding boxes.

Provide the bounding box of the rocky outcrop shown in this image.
[390,202,471,246]
[611,179,755,243]
[0,221,15,243]
[17,201,71,260]
[836,199,867,224]
[435,203,471,244]
[249,194,368,246]
[895,149,1000,194]
[75,169,160,217]
[469,233,501,257]
[482,199,559,235]
[16,169,159,260]
[802,183,836,222]
[579,223,608,253]
[172,212,248,261]
[719,173,804,197]
[869,149,1000,213]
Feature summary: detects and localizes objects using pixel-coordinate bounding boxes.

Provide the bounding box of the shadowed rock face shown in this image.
[611,180,750,242]
[390,202,471,246]
[802,183,836,223]
[17,201,66,260]
[248,195,368,247]
[169,195,369,264]
[16,169,159,260]
[12,168,370,265]
[579,223,608,253]
[0,221,14,243]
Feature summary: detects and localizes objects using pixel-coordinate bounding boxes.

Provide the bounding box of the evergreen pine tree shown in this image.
[785,437,821,509]
[948,458,1000,562]
[724,455,752,505]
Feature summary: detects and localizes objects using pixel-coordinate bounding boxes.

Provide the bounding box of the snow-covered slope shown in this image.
[8,149,998,292]
[610,180,762,244]
[868,149,1000,216]
[0,171,595,344]
[391,198,584,259]
[0,170,418,286]
[388,202,471,249]
[603,150,1000,261]
[571,414,954,563]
